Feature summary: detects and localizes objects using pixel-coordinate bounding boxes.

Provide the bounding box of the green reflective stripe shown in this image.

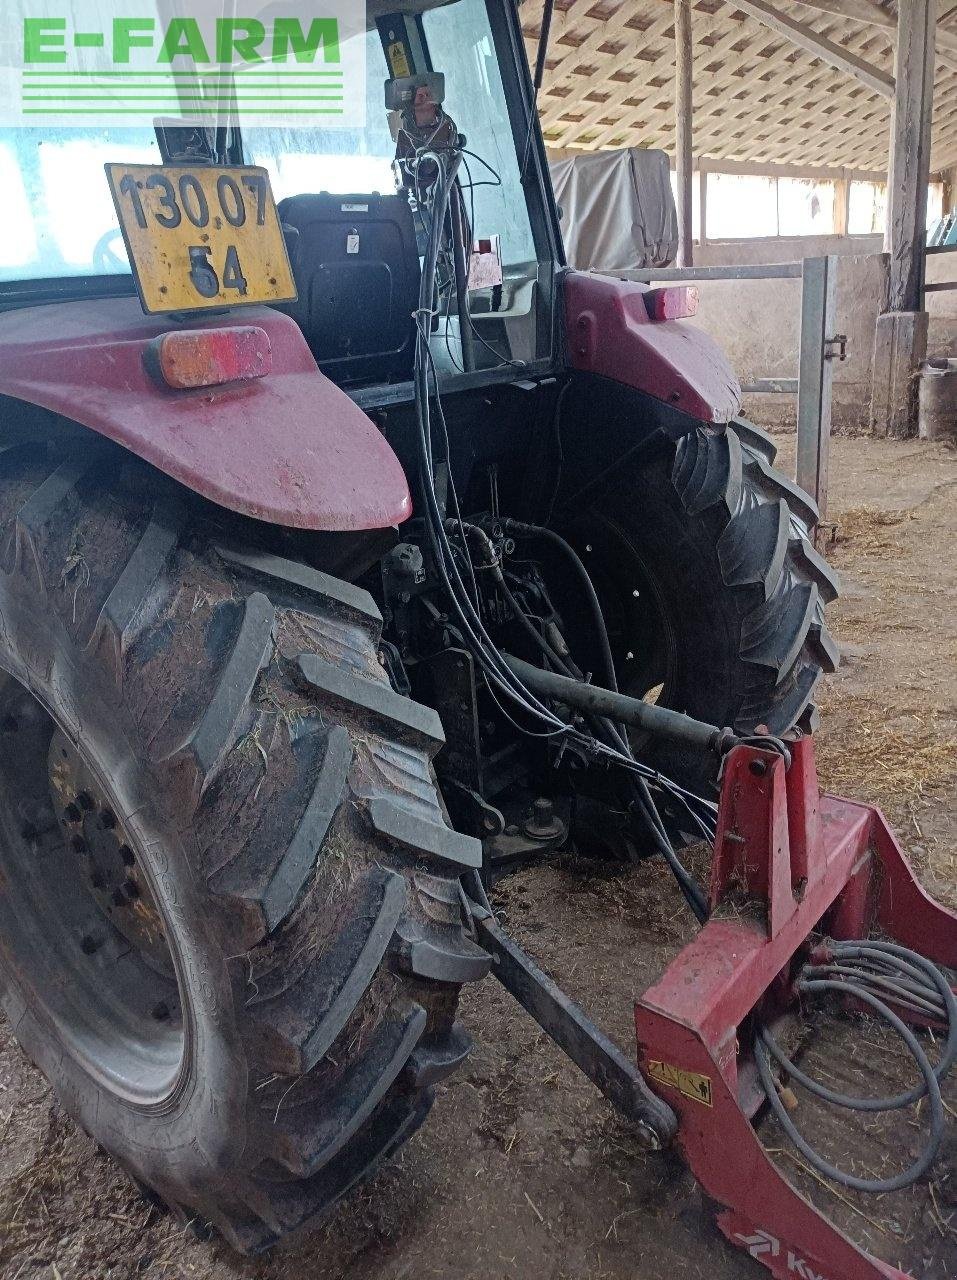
[23,94,345,101]
[21,70,344,77]
[22,107,345,115]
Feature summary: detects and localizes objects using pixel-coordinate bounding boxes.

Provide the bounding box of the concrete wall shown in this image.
[926,167,957,356]
[681,235,887,432]
[926,250,957,359]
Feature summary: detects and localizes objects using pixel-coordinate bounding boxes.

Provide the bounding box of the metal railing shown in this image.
[621,256,840,534]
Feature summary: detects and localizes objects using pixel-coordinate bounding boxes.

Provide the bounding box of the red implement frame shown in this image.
[635,738,956,1280]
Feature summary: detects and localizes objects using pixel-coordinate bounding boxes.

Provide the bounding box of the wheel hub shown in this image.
[48,731,172,978]
[0,675,184,1103]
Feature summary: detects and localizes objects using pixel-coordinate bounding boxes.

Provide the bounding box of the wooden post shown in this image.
[871,0,937,437]
[887,0,937,312]
[674,0,693,268]
[833,172,850,238]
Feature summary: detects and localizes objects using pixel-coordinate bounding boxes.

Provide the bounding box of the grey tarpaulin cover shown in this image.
[549,148,678,272]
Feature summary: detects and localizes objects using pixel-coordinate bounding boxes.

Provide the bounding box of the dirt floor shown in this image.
[0,435,955,1280]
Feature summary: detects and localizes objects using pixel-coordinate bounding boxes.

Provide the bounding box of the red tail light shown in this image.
[644,286,700,322]
[145,327,272,390]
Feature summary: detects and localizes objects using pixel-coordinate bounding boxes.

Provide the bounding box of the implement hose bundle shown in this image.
[757,939,956,1193]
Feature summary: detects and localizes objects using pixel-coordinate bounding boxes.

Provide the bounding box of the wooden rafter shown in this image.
[789,0,957,71]
[788,0,899,23]
[790,0,957,54]
[726,0,894,96]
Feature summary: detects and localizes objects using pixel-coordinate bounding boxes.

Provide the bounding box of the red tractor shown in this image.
[0,4,952,1278]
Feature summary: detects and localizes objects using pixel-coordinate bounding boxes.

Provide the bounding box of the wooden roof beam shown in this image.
[792,0,957,73]
[694,155,890,181]
[726,0,896,97]
[789,0,957,58]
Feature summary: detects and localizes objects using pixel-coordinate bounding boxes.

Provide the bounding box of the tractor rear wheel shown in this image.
[563,418,840,792]
[0,426,487,1252]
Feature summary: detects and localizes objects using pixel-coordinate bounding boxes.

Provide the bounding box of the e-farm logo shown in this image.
[0,2,366,127]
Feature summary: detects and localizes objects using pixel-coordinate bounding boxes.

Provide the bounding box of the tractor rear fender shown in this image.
[0,297,412,532]
[564,271,742,426]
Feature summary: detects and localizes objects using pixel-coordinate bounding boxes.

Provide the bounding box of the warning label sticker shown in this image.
[647,1060,714,1108]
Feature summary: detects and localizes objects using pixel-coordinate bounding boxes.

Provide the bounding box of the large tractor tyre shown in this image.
[0,427,488,1253]
[562,418,840,792]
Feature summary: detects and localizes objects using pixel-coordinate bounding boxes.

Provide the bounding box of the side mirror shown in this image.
[384,73,446,113]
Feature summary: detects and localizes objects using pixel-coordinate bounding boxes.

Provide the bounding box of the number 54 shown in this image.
[188,245,248,299]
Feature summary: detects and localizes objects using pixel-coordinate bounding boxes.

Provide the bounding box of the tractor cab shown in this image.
[0,0,559,395]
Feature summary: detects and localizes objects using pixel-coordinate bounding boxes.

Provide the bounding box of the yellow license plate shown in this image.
[106,163,297,315]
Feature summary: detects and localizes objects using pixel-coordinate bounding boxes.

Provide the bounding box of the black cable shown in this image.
[416,198,578,730]
[629,779,709,923]
[505,521,618,693]
[460,148,503,188]
[412,147,711,925]
[450,520,710,919]
[411,155,564,727]
[411,156,553,728]
[800,943,957,1099]
[804,964,944,1021]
